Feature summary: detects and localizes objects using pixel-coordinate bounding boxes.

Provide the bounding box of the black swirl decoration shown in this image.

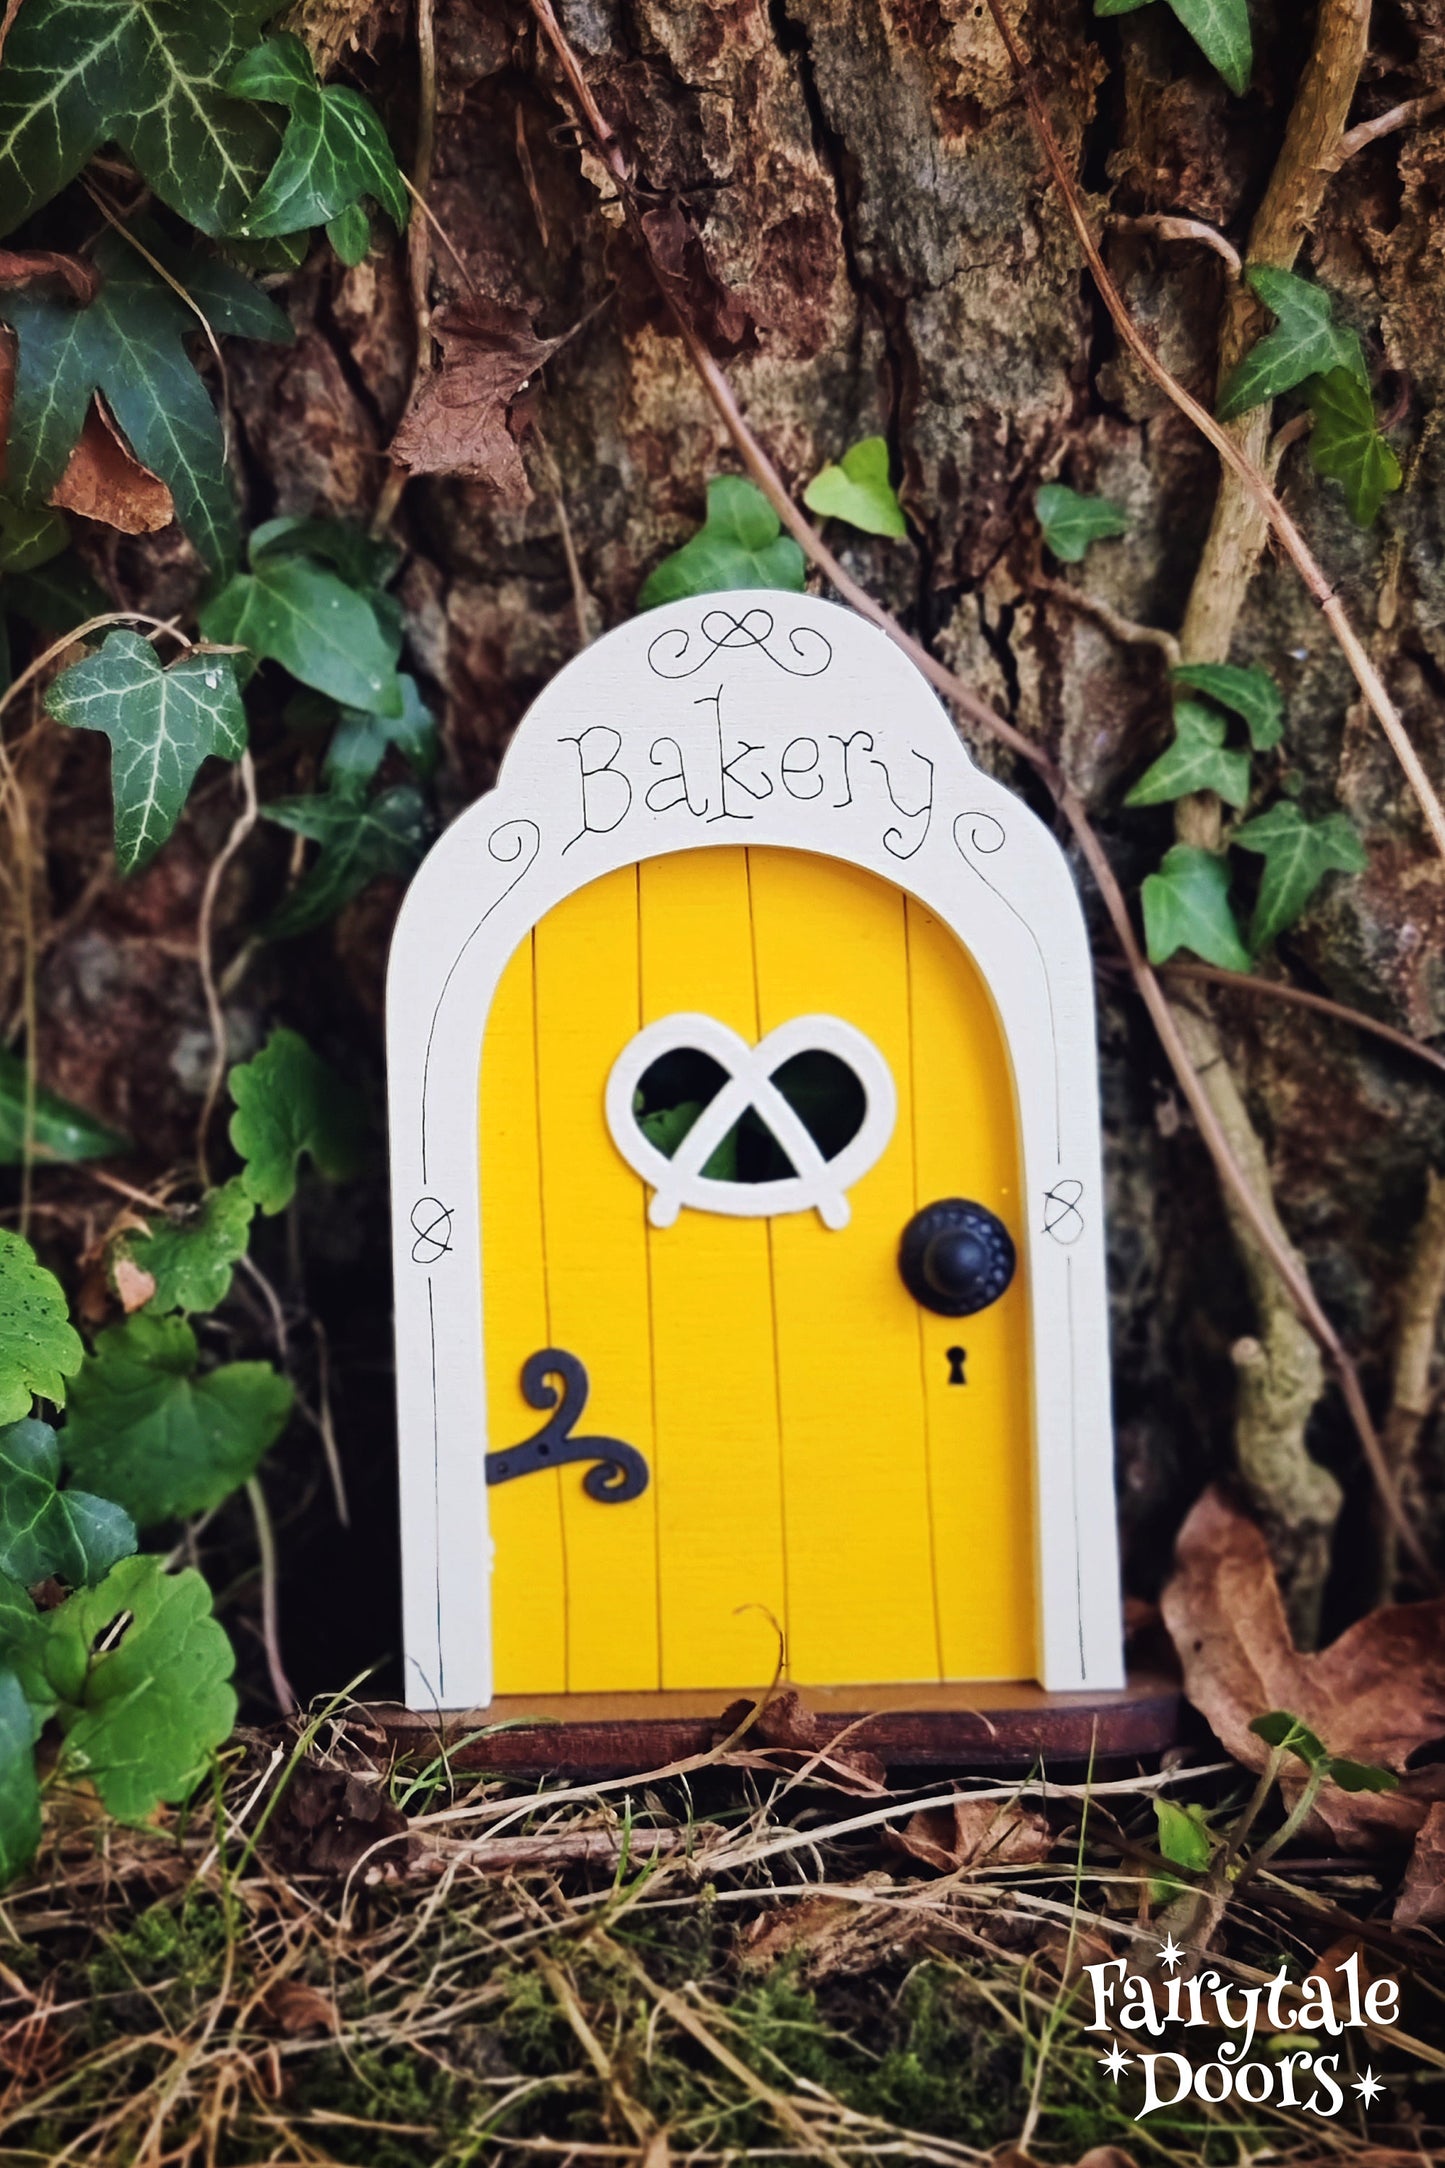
[647,607,833,681]
[485,1348,649,1504]
[953,809,1006,856]
[488,817,541,877]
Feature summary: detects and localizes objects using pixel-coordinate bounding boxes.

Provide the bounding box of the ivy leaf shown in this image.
[1232,801,1367,951]
[802,437,906,538]
[0,1573,52,1731]
[639,477,806,609]
[1171,661,1283,751]
[199,552,405,717]
[44,631,246,875]
[1124,699,1252,809]
[60,1313,292,1526]
[0,1417,135,1589]
[0,0,282,240]
[0,1231,83,1424]
[228,1029,366,1215]
[249,514,401,592]
[0,499,67,574]
[0,1048,127,1166]
[327,204,371,266]
[261,781,429,938]
[1307,367,1403,528]
[1218,267,1366,421]
[1140,845,1251,969]
[1153,1796,1212,1873]
[45,1556,236,1823]
[121,1178,255,1315]
[1095,0,1252,95]
[1034,482,1129,563]
[228,33,408,240]
[0,1667,40,1884]
[1,232,286,572]
[4,552,109,634]
[320,678,438,792]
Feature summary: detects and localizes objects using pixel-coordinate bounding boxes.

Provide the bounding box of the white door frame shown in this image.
[386,594,1123,1709]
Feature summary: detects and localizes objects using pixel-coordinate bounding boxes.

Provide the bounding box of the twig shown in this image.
[1032,574,1181,666]
[534,1955,655,2145]
[524,0,1431,1577]
[981,0,1445,867]
[373,0,438,535]
[1159,961,1445,1079]
[195,752,258,1187]
[1110,213,1242,277]
[246,1474,298,1716]
[309,1316,350,1527]
[0,611,193,724]
[1334,84,1445,167]
[1378,1171,1445,1599]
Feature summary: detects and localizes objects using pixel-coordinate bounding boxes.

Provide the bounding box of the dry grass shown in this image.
[1,1712,1441,2167]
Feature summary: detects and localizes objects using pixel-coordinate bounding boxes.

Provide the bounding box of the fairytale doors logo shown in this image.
[1085,1938,1399,2119]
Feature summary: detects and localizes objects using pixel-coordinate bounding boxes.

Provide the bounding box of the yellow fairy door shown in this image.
[479,844,1035,1693]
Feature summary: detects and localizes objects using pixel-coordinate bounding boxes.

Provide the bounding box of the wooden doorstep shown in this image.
[376,1670,1182,1777]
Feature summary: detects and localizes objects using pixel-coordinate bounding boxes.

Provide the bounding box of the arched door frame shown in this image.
[387,594,1122,1710]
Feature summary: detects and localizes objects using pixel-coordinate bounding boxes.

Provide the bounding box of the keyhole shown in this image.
[946,1346,967,1387]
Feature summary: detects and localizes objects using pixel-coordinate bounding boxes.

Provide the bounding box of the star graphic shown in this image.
[1158,1932,1184,1972]
[1098,2042,1132,2083]
[1353,2068,1385,2108]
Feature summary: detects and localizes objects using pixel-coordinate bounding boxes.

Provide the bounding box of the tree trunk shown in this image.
[43,0,1445,1632]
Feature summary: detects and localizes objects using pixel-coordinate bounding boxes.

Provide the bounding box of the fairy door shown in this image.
[480,842,1035,1694]
[390,591,1123,1710]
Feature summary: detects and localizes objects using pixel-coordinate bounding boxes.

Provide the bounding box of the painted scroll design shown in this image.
[951,810,1064,1165]
[605,1012,896,1230]
[646,607,833,682]
[486,1348,649,1503]
[419,817,542,1183]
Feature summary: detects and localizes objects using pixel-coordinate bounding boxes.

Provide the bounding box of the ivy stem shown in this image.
[246,1473,297,1715]
[195,751,257,1188]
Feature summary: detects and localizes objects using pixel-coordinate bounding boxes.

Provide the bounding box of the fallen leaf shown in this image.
[1395,1801,1445,1930]
[885,1796,1054,1873]
[711,1688,889,1791]
[265,1760,410,1876]
[0,249,98,304]
[1161,1488,1445,1846]
[0,336,173,533]
[111,1257,157,1314]
[388,297,563,504]
[260,1978,338,2035]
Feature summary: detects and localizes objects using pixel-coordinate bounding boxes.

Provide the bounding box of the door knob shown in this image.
[899,1199,1016,1316]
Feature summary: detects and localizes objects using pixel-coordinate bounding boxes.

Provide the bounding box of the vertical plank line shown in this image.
[528,923,569,1689]
[745,845,792,1674]
[903,898,946,1680]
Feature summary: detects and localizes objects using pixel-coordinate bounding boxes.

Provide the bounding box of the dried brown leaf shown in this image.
[1161,1487,1445,1846]
[1395,1800,1445,1930]
[0,337,174,533]
[0,249,99,304]
[112,1257,157,1314]
[260,1978,338,2036]
[388,298,564,504]
[265,1761,410,1876]
[886,1796,1054,1874]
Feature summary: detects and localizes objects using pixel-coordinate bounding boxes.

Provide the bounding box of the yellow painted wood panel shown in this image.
[905,899,1037,1680]
[639,848,788,1689]
[746,847,941,1685]
[479,934,567,1694]
[532,867,660,1690]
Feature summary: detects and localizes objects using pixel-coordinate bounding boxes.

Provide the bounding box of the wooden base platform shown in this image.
[378,1671,1182,1777]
